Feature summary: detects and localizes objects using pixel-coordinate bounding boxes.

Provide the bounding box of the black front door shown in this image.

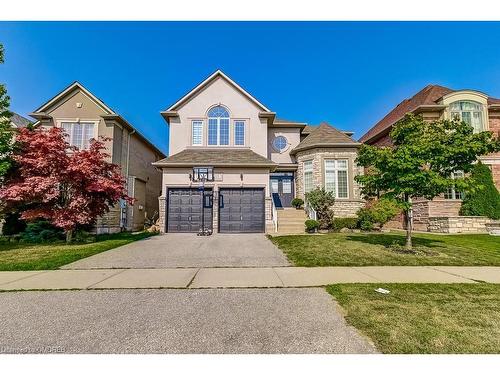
[270,173,294,208]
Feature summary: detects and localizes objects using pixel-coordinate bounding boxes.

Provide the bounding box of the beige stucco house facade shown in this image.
[360,84,500,231]
[154,70,363,234]
[29,82,165,233]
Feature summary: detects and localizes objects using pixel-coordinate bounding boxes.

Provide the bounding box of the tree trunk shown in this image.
[65,229,73,243]
[405,195,413,250]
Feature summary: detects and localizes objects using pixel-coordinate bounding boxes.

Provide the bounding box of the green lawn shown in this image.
[327,283,500,353]
[269,231,500,266]
[0,231,156,271]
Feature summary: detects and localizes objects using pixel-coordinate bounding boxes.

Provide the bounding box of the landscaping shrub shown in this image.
[331,217,358,231]
[1,211,26,235]
[305,188,335,229]
[291,198,304,209]
[305,219,319,232]
[357,198,400,231]
[460,162,500,220]
[20,221,65,243]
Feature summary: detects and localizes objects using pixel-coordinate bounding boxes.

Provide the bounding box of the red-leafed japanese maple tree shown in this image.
[0,126,132,242]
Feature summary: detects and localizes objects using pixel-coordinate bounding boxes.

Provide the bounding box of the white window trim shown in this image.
[444,171,464,200]
[191,120,204,146]
[208,116,230,146]
[324,159,349,199]
[56,119,99,150]
[233,120,245,146]
[446,100,488,133]
[303,159,314,194]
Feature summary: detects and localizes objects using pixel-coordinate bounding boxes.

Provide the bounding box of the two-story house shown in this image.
[360,84,500,230]
[29,82,165,233]
[154,70,363,234]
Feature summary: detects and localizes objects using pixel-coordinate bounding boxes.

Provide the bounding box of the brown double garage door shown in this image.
[167,188,265,233]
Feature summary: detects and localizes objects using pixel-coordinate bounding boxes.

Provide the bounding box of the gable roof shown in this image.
[33,81,115,115]
[359,84,500,144]
[10,112,31,128]
[152,149,276,169]
[164,70,271,113]
[30,81,165,158]
[290,122,360,155]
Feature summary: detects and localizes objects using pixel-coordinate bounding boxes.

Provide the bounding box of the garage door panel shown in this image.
[167,188,213,233]
[219,188,264,233]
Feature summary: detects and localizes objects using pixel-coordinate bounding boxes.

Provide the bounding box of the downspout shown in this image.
[125,129,136,230]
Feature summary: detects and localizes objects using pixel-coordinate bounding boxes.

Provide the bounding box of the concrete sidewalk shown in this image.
[0,266,499,290]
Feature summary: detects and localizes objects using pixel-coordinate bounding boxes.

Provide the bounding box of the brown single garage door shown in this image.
[219,188,265,233]
[167,188,213,233]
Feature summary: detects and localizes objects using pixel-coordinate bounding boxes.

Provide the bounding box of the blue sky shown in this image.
[1,21,500,155]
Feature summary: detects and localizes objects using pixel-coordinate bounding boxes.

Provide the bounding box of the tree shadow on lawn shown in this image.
[345,233,446,249]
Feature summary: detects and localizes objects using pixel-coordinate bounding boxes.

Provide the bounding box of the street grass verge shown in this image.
[327,283,500,353]
[269,231,500,266]
[0,231,157,271]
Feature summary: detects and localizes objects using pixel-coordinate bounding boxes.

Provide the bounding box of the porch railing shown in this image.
[271,197,278,232]
[304,198,317,221]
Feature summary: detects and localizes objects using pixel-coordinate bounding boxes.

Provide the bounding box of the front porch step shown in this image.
[275,208,308,234]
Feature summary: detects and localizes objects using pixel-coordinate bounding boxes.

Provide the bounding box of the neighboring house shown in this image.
[360,84,500,230]
[29,82,165,233]
[153,70,363,234]
[10,112,31,128]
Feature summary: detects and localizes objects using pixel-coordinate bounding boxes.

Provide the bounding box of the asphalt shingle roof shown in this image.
[290,122,360,155]
[153,149,277,168]
[359,84,500,144]
[10,112,31,128]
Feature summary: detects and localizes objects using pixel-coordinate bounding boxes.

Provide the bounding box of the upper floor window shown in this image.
[324,159,348,198]
[61,122,95,150]
[234,121,245,146]
[192,120,203,146]
[272,136,288,153]
[450,101,484,133]
[207,105,230,146]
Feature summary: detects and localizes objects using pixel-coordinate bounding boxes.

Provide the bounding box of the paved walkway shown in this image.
[62,234,290,269]
[1,266,499,290]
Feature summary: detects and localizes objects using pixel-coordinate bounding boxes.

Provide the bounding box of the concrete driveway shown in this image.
[0,288,376,354]
[62,233,290,269]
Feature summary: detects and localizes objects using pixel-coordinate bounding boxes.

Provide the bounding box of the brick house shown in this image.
[360,84,500,231]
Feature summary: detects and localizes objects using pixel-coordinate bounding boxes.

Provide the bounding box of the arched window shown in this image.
[207,105,230,145]
[450,101,484,133]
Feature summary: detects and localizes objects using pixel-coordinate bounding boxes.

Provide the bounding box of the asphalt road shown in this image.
[0,288,376,354]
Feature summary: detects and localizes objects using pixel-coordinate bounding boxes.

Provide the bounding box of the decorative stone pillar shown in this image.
[158,196,166,234]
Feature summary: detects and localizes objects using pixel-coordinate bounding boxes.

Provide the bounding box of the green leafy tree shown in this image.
[459,161,500,219]
[305,187,335,229]
[356,113,500,250]
[0,44,14,179]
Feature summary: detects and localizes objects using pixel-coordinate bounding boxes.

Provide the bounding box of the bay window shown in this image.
[324,159,348,198]
[304,160,313,193]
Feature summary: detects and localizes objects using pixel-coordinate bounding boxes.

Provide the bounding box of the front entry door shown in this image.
[270,174,294,208]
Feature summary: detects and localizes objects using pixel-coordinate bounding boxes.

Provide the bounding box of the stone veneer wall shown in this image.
[295,147,365,217]
[428,216,490,233]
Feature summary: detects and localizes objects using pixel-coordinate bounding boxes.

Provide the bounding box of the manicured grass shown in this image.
[0,231,157,271]
[269,231,500,266]
[327,283,500,353]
